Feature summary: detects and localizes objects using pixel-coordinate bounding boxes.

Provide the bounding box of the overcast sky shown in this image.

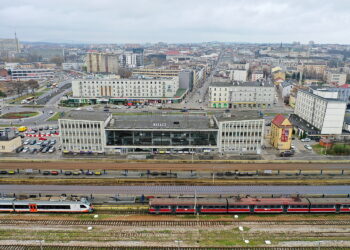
[1,0,350,44]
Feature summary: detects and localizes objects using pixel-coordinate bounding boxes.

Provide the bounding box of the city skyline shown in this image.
[1,0,350,44]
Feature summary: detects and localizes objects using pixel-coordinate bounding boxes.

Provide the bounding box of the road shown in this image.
[0,161,350,171]
[1,184,349,195]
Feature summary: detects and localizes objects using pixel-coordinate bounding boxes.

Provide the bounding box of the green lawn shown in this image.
[0,111,39,119]
[312,143,350,155]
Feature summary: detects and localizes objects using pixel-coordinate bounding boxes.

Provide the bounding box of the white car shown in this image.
[49,110,54,114]
[22,147,29,153]
[304,144,312,150]
[301,138,311,142]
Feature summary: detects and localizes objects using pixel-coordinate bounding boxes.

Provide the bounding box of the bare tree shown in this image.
[118,68,132,78]
[12,81,24,96]
[26,80,39,94]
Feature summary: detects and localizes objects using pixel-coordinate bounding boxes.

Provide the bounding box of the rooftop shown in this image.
[215,111,263,122]
[299,89,345,102]
[106,114,217,130]
[60,111,111,122]
[210,80,273,88]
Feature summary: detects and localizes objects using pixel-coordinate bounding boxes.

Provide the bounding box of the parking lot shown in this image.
[16,125,60,156]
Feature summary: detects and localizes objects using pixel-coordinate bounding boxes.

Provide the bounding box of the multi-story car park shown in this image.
[208,80,275,109]
[58,111,264,155]
[292,90,347,135]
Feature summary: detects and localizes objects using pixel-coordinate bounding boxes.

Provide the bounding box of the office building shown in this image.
[10,68,54,81]
[326,71,347,85]
[86,52,119,74]
[132,68,180,78]
[59,112,112,153]
[120,48,144,68]
[59,111,264,154]
[231,69,248,82]
[179,69,194,90]
[293,90,346,135]
[208,80,275,109]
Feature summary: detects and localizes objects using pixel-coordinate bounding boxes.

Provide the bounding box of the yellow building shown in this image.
[270,114,293,150]
[273,71,286,85]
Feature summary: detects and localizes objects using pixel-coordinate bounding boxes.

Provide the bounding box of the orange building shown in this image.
[270,114,293,150]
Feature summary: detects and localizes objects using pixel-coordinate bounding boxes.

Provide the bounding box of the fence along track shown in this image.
[0,246,349,250]
[1,219,350,226]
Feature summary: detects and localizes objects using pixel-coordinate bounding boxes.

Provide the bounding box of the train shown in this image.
[149,197,350,214]
[0,196,93,213]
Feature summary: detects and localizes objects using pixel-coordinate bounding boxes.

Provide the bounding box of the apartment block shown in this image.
[208,81,275,109]
[293,90,346,134]
[86,52,119,74]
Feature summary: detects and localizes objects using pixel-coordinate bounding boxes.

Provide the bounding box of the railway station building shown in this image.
[59,111,264,155]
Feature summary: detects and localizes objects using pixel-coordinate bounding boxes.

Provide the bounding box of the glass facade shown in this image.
[106,130,217,146]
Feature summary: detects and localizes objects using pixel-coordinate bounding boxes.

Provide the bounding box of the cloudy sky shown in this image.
[1,0,350,44]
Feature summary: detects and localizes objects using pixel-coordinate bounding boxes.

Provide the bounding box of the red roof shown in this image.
[340,84,350,88]
[165,50,180,56]
[272,114,286,126]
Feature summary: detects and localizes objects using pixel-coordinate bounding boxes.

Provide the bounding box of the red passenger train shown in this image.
[149,197,350,214]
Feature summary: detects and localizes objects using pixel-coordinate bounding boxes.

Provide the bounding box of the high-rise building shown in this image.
[86,52,119,74]
[120,48,144,68]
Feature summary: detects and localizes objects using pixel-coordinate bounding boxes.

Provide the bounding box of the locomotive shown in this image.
[0,196,93,213]
[149,197,350,214]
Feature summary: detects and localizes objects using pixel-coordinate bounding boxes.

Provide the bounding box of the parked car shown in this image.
[22,147,29,153]
[48,147,56,153]
[72,171,81,176]
[64,171,72,176]
[0,170,8,174]
[301,138,311,142]
[280,151,294,157]
[304,144,312,150]
[8,170,15,175]
[85,171,93,175]
[50,139,56,145]
[16,146,24,153]
[50,171,59,175]
[36,141,43,146]
[94,171,102,175]
[42,171,50,175]
[30,139,36,145]
[23,139,30,145]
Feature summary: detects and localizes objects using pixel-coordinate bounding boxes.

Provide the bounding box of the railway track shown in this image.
[0,219,350,226]
[0,246,349,250]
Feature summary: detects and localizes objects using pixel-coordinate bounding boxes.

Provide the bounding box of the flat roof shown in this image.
[106,114,217,130]
[299,89,345,102]
[215,111,263,122]
[210,81,273,88]
[60,111,110,122]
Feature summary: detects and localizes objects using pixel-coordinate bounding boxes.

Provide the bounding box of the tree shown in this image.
[12,81,25,96]
[118,68,132,78]
[26,80,39,93]
[0,90,6,97]
[50,56,64,66]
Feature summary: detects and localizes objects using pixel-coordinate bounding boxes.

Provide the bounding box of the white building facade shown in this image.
[72,77,179,98]
[216,116,264,154]
[209,81,275,109]
[294,90,346,134]
[10,68,54,81]
[59,113,112,153]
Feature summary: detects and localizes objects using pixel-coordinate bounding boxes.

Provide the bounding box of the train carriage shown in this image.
[308,198,350,213]
[0,197,92,213]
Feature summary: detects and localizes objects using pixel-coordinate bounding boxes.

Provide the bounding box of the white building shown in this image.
[215,113,264,154]
[62,63,83,71]
[251,71,264,81]
[294,90,346,134]
[59,111,264,155]
[10,68,54,81]
[209,80,275,109]
[72,77,179,99]
[59,112,112,153]
[231,69,248,82]
[280,81,294,98]
[326,71,347,85]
